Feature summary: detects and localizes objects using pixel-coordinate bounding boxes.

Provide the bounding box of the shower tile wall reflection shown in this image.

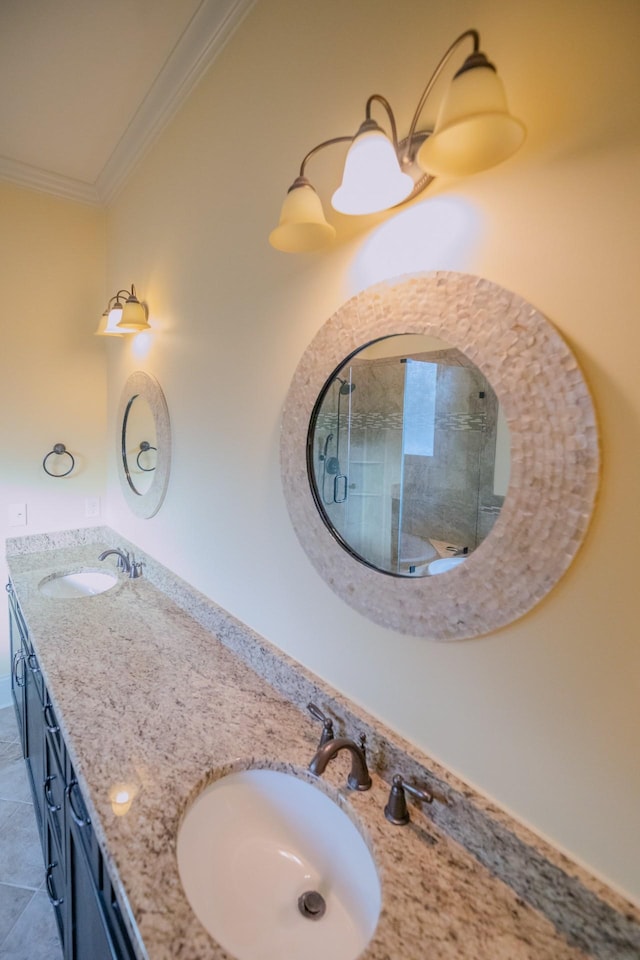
[311,339,508,576]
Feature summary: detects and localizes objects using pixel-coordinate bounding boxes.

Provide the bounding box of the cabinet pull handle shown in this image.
[42,702,59,734]
[66,779,90,827]
[12,651,26,688]
[27,652,40,673]
[44,775,61,813]
[45,863,64,907]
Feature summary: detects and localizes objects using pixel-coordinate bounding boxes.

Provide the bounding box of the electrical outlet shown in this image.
[8,503,27,527]
[85,497,100,519]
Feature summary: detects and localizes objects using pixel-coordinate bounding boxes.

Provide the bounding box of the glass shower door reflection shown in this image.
[308,336,507,577]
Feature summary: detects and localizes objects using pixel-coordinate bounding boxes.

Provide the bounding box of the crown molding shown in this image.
[0,155,101,205]
[96,0,257,204]
[0,0,257,208]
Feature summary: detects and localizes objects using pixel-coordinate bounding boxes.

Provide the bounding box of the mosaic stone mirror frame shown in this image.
[117,371,171,519]
[280,272,600,640]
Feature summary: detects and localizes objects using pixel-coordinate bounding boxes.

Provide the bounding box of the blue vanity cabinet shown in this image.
[25,643,47,839]
[6,583,137,960]
[8,583,29,757]
[45,805,67,951]
[9,582,46,839]
[65,766,123,960]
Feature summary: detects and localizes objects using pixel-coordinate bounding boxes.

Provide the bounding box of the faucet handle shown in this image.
[129,560,144,579]
[307,703,334,747]
[384,774,434,825]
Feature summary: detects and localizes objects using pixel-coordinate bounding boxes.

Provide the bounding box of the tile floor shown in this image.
[0,704,63,960]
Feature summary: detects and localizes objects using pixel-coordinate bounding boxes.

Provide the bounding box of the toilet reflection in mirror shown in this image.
[308,334,510,577]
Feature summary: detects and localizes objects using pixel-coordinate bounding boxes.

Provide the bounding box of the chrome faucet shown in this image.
[309,736,372,791]
[98,549,131,575]
[99,549,145,579]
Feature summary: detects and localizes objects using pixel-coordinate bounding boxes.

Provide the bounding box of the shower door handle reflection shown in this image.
[334,474,348,503]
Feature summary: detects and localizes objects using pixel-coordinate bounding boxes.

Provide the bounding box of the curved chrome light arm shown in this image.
[105,284,140,310]
[298,136,354,179]
[405,28,480,156]
[365,94,400,150]
[269,27,524,250]
[292,33,482,193]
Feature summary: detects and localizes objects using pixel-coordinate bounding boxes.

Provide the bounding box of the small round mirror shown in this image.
[117,371,171,518]
[122,394,157,496]
[308,334,510,577]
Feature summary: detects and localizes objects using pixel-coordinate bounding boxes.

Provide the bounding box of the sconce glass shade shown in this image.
[95,308,125,337]
[269,177,336,252]
[331,120,414,215]
[108,303,124,325]
[417,59,525,177]
[116,292,149,331]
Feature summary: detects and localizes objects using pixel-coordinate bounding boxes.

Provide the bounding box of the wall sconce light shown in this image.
[95,284,149,336]
[269,29,525,253]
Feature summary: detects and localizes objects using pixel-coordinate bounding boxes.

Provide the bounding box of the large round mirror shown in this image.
[281,272,599,640]
[308,334,510,577]
[117,371,171,518]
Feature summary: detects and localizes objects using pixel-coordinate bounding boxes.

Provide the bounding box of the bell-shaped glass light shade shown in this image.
[332,121,414,215]
[417,63,525,178]
[269,178,336,253]
[108,302,124,327]
[95,307,124,337]
[117,293,149,331]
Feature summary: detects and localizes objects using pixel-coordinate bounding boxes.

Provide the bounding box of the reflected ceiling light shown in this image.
[95,284,149,336]
[269,29,525,253]
[108,781,140,817]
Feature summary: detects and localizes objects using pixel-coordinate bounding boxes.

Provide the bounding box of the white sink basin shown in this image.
[177,768,380,960]
[38,570,118,598]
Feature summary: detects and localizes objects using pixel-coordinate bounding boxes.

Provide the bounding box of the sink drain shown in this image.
[297,890,326,920]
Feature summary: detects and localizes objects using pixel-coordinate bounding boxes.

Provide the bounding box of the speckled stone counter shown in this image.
[6,528,640,960]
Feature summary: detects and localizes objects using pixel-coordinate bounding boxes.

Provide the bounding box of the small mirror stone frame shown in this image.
[117,371,171,519]
[280,272,600,641]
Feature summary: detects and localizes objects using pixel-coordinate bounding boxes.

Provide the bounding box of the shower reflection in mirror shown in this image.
[309,335,510,577]
[318,375,356,505]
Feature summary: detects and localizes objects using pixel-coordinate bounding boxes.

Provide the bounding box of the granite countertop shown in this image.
[6,534,640,960]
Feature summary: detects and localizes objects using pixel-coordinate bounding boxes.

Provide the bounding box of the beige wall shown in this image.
[102,0,638,902]
[0,184,107,691]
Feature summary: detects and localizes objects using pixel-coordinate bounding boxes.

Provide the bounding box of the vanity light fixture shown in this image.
[269,29,525,253]
[95,284,150,336]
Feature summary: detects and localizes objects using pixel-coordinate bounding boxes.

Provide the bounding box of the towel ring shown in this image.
[136,441,157,472]
[43,443,75,478]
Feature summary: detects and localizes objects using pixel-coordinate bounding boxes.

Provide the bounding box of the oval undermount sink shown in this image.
[177,768,381,960]
[38,570,118,598]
